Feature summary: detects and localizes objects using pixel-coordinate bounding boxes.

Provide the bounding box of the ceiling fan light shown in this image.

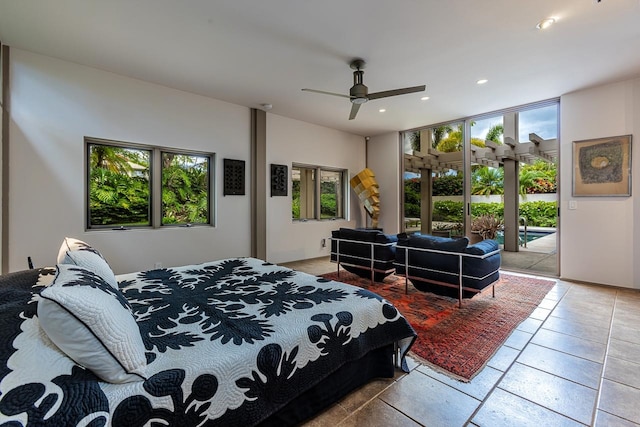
[536,18,555,30]
[352,97,368,104]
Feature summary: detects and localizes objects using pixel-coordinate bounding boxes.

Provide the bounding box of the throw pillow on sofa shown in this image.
[399,233,470,252]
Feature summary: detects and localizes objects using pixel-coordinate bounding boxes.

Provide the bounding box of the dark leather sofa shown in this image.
[330,228,397,282]
[394,233,501,305]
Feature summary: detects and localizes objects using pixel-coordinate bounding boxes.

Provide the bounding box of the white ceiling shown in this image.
[1,0,640,137]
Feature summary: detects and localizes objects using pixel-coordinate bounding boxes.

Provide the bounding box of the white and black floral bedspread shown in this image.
[0,257,415,426]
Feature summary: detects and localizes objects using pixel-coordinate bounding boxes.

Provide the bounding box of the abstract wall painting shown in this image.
[572,135,632,196]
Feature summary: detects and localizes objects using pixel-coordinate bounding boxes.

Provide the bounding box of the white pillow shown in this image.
[38,264,147,383]
[57,237,102,264]
[60,250,118,289]
[57,237,118,289]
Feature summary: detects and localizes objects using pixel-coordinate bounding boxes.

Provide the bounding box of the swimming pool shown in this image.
[494,230,552,245]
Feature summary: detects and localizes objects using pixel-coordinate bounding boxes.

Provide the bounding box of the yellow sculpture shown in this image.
[350,168,380,228]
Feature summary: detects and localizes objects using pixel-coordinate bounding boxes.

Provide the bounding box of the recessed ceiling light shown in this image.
[421,96,430,101]
[536,17,555,30]
[476,79,488,85]
[379,108,386,113]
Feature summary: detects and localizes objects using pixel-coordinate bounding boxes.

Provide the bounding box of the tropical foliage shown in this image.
[472,167,503,195]
[429,200,557,227]
[291,180,340,219]
[90,167,151,226]
[161,154,209,224]
[88,144,210,227]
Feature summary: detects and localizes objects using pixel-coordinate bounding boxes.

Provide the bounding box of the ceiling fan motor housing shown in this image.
[350,68,369,103]
[350,85,369,104]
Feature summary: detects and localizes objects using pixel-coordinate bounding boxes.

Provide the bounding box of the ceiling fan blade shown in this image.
[367,85,426,100]
[349,103,361,120]
[301,88,353,99]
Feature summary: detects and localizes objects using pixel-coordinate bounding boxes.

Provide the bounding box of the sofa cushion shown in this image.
[338,227,381,242]
[375,233,398,244]
[464,239,500,255]
[406,234,469,252]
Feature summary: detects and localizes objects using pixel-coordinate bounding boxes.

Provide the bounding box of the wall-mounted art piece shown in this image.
[223,159,245,196]
[271,164,288,196]
[573,134,632,196]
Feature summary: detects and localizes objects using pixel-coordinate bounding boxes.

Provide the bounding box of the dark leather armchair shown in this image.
[330,228,397,282]
[394,233,501,306]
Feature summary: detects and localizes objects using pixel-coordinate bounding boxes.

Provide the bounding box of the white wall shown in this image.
[560,77,640,289]
[9,49,251,274]
[266,114,365,263]
[367,132,401,234]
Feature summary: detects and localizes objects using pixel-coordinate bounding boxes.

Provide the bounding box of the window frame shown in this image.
[291,163,347,222]
[85,137,215,230]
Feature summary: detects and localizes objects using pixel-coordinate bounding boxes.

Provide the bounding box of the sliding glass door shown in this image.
[402,100,559,276]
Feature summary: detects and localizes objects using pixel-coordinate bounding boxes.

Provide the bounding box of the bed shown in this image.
[0,240,416,426]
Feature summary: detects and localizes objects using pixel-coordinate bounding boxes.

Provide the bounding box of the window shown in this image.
[292,164,345,221]
[87,143,151,227]
[86,138,213,229]
[518,104,558,142]
[161,152,210,225]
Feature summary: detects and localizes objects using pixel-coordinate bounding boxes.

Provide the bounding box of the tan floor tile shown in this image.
[542,314,610,344]
[594,410,640,427]
[604,356,640,389]
[497,363,597,425]
[487,345,520,372]
[530,306,552,321]
[611,323,640,345]
[302,402,350,427]
[531,328,606,363]
[538,297,559,310]
[517,343,602,389]
[380,370,480,426]
[599,379,640,424]
[417,364,503,401]
[609,338,640,364]
[337,378,395,413]
[549,306,612,328]
[612,309,640,326]
[517,317,543,334]
[473,388,585,427]
[503,329,533,350]
[338,399,420,427]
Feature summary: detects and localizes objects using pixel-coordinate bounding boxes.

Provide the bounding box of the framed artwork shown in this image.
[271,164,288,196]
[572,135,632,196]
[223,159,245,196]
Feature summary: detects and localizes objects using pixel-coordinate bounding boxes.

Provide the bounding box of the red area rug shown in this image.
[320,270,555,381]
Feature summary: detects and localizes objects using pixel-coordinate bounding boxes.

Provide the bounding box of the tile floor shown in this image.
[281,257,640,427]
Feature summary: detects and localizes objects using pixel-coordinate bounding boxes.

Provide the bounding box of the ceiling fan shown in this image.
[302,59,426,120]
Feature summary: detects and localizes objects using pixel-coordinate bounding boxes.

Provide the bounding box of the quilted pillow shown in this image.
[57,237,118,289]
[38,264,147,383]
[56,237,102,263]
